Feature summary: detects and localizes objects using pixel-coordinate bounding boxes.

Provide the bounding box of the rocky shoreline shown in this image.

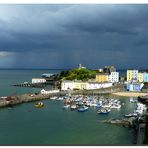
[100,95,148,145]
[101,115,148,145]
[101,117,136,128]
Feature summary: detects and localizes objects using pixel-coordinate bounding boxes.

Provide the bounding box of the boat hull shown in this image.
[78,106,88,112]
[34,102,44,108]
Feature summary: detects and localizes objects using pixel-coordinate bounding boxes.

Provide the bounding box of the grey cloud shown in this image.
[0,4,148,69]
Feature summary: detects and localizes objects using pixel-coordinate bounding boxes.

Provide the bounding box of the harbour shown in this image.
[0,95,136,145]
[0,69,137,145]
[1,4,148,146]
[0,69,147,145]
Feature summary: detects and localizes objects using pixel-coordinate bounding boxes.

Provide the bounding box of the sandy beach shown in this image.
[112,92,148,97]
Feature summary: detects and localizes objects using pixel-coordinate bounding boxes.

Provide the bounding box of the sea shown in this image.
[0,69,137,145]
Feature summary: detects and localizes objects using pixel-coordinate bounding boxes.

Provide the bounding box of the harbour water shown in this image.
[0,69,136,145]
[0,69,59,96]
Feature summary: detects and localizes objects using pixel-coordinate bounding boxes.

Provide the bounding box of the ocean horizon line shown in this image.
[0,68,70,71]
[0,68,128,71]
[0,68,147,71]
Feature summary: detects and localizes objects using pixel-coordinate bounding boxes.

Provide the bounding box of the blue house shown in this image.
[126,83,144,92]
[143,73,148,82]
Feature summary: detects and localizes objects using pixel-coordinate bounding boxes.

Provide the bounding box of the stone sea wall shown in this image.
[0,84,124,108]
[69,84,124,95]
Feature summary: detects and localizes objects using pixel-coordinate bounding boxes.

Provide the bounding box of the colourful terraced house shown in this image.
[96,73,109,82]
[127,70,138,81]
[143,72,148,82]
[138,72,144,82]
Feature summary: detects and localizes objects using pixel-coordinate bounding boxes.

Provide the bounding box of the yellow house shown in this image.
[127,70,132,81]
[73,81,88,90]
[96,74,109,82]
[138,73,144,82]
[127,70,138,81]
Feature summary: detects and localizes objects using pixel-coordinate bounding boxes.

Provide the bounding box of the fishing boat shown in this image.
[85,101,91,107]
[110,104,121,109]
[102,103,111,108]
[135,103,147,115]
[78,101,84,106]
[97,108,111,114]
[34,102,44,108]
[50,96,57,100]
[96,103,102,108]
[78,106,88,112]
[56,97,64,101]
[124,113,138,117]
[63,104,70,109]
[70,104,77,110]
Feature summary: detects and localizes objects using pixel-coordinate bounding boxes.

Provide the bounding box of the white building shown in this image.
[32,78,46,84]
[61,80,112,91]
[108,72,119,83]
[98,69,103,72]
[78,64,86,69]
[88,82,112,90]
[61,80,74,90]
[41,89,59,95]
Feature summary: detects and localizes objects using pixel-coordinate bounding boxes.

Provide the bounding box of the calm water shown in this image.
[0,69,136,145]
[0,69,60,96]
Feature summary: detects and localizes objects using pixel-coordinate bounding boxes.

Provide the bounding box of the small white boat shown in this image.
[110,104,121,109]
[97,108,111,114]
[71,105,77,110]
[85,102,91,107]
[90,103,98,107]
[102,104,111,108]
[56,97,64,100]
[135,109,144,114]
[63,104,70,109]
[124,113,137,117]
[78,101,84,106]
[50,96,57,100]
[78,106,88,112]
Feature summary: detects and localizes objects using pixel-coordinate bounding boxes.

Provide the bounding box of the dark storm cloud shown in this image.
[0,4,148,69]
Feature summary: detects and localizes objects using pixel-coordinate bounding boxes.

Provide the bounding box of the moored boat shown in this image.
[124,113,137,117]
[71,104,78,110]
[50,96,57,100]
[63,104,70,109]
[56,97,64,101]
[97,108,111,114]
[34,102,44,108]
[110,104,121,109]
[78,106,88,112]
[102,104,111,108]
[78,101,84,106]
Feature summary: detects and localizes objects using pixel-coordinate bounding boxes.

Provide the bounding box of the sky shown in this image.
[0,4,148,69]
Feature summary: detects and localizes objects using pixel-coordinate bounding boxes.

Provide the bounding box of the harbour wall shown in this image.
[68,84,124,95]
[0,84,124,108]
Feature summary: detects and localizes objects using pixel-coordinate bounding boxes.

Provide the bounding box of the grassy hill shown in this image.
[56,68,97,81]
